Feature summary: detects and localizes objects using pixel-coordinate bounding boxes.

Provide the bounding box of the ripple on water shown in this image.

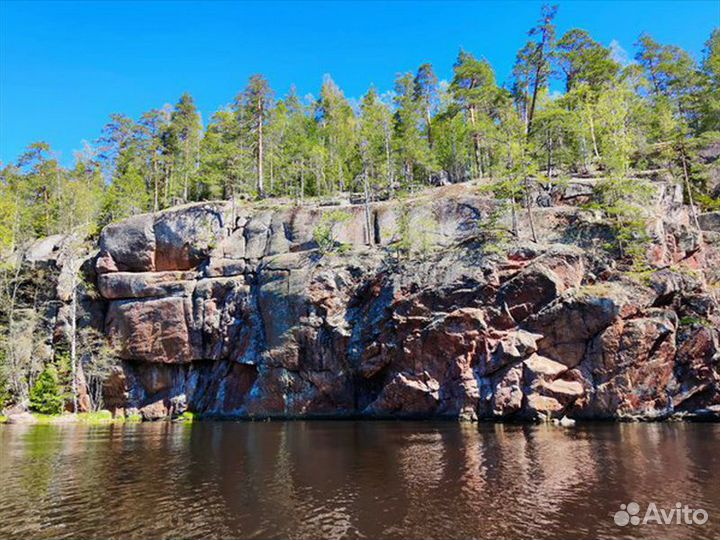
[0,422,718,540]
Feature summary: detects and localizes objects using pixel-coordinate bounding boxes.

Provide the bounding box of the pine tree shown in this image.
[163,93,202,203]
[394,73,433,188]
[513,4,558,136]
[235,75,274,197]
[413,63,439,147]
[450,51,498,178]
[315,76,358,193]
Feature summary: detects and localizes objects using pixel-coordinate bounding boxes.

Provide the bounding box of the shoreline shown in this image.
[2,409,719,426]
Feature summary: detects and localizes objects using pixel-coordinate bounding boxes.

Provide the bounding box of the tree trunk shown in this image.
[680,146,703,245]
[524,175,538,242]
[526,40,545,137]
[300,164,305,205]
[363,171,374,246]
[384,124,394,197]
[257,100,265,197]
[425,105,433,148]
[183,137,189,202]
[152,158,159,212]
[589,112,601,161]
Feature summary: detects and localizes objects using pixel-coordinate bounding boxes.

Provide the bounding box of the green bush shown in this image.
[313,210,352,254]
[29,365,65,415]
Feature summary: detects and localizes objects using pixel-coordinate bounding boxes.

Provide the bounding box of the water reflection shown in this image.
[0,422,718,539]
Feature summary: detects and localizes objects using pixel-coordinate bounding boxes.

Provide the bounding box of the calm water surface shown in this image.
[0,421,718,539]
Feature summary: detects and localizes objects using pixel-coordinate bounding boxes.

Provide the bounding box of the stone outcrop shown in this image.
[18,183,720,421]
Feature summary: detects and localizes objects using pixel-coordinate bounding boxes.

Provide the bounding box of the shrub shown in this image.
[313,210,352,254]
[29,365,65,415]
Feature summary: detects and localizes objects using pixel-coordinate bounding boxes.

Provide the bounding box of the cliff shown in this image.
[16,181,720,421]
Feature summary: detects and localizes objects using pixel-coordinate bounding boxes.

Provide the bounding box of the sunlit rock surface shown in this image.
[28,183,720,421]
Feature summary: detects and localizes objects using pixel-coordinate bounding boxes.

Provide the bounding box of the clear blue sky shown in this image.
[1,0,718,166]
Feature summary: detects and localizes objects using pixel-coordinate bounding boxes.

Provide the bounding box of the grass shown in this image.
[76,410,114,423]
[28,410,120,425]
[3,410,195,424]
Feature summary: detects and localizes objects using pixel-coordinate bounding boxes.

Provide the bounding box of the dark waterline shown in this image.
[0,421,718,540]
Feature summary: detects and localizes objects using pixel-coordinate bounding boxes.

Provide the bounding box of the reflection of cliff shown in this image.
[1,423,719,539]
[23,182,720,420]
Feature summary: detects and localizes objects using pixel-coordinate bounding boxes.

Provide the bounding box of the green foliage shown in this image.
[0,346,9,410]
[391,202,439,259]
[76,410,114,423]
[592,176,654,263]
[679,316,712,328]
[313,210,352,254]
[29,365,65,415]
[0,5,717,268]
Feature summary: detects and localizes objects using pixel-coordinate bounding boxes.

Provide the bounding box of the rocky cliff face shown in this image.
[30,182,720,421]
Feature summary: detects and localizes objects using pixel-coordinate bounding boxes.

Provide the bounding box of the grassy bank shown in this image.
[0,411,198,425]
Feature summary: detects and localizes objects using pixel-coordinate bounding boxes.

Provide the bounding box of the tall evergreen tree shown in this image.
[235,75,274,197]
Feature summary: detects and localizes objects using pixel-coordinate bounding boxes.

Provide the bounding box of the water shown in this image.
[0,421,718,540]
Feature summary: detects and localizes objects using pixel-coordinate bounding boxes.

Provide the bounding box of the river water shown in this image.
[0,421,718,539]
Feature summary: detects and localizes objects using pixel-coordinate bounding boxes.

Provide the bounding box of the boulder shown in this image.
[489,365,524,418]
[99,214,156,272]
[525,394,564,419]
[106,297,195,363]
[24,234,65,263]
[365,372,440,416]
[497,249,584,322]
[243,211,273,259]
[154,204,226,271]
[476,329,542,377]
[140,399,168,421]
[698,212,720,233]
[98,271,196,300]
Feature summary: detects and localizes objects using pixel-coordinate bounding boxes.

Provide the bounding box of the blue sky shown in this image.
[1,0,718,166]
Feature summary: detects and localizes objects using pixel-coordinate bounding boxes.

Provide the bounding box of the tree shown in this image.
[163,93,202,203]
[513,4,558,136]
[78,328,117,411]
[16,142,62,237]
[359,87,393,194]
[394,72,433,188]
[29,364,64,415]
[235,75,274,197]
[198,108,249,200]
[556,29,619,92]
[450,51,498,178]
[313,210,352,254]
[414,63,439,147]
[315,76,358,193]
[697,29,720,132]
[635,34,699,125]
[278,89,315,201]
[138,108,171,210]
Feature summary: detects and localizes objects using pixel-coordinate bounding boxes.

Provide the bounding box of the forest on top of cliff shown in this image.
[0,4,718,254]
